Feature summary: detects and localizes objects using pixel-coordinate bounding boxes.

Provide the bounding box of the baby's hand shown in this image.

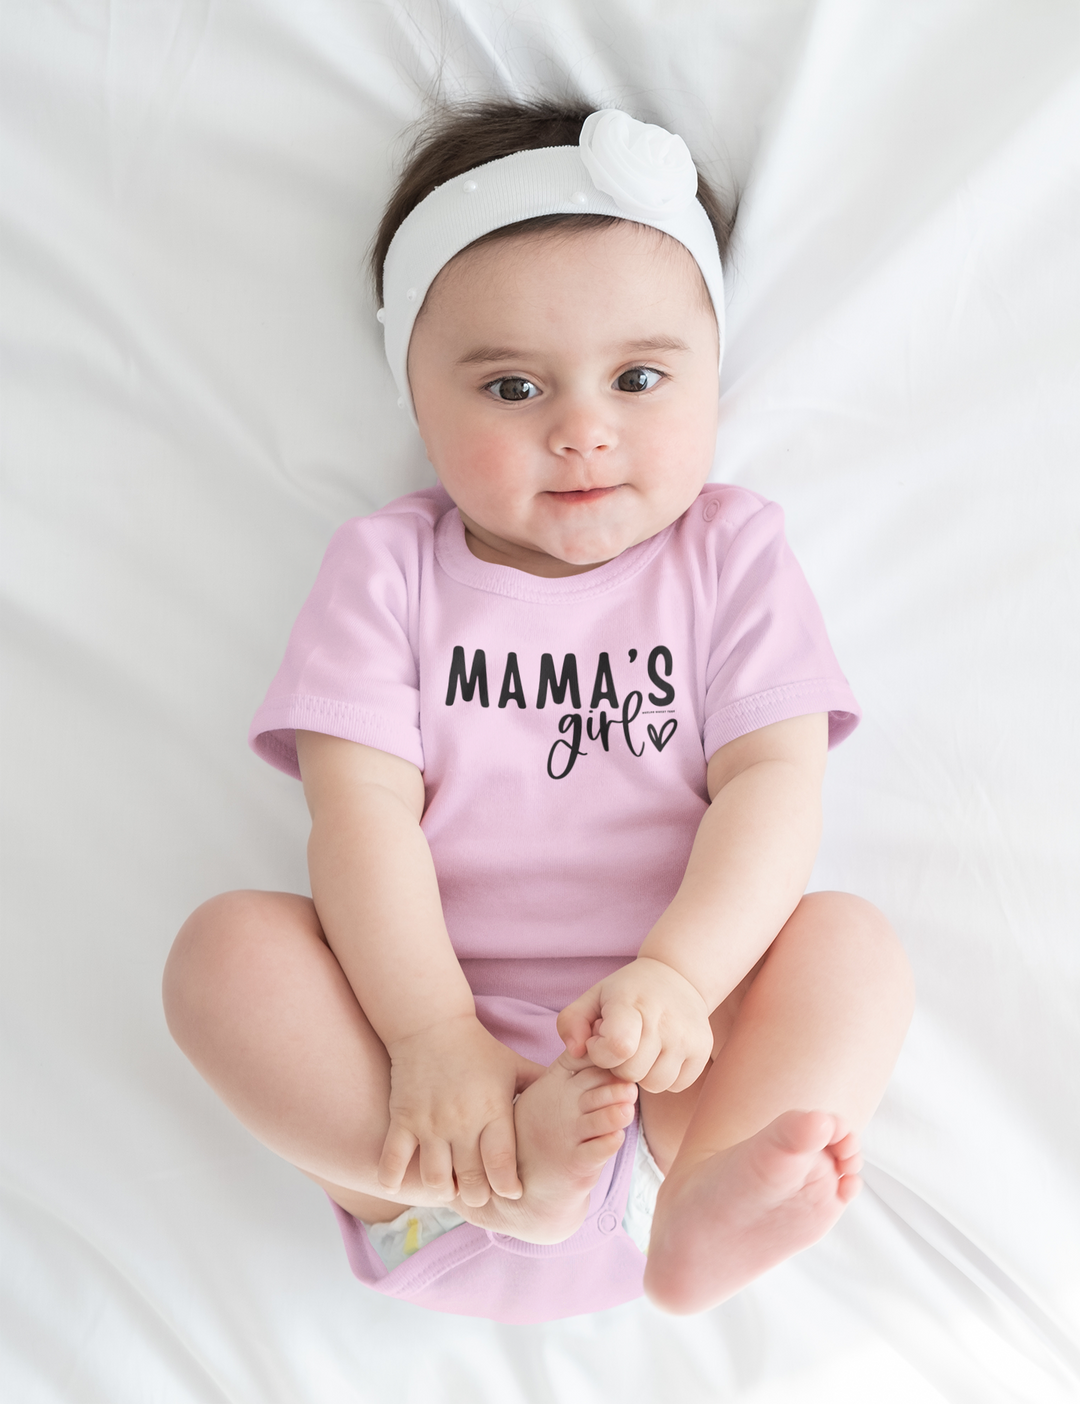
[379,1014,542,1208]
[556,957,713,1093]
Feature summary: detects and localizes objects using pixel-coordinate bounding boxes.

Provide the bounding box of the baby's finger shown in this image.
[479,1115,522,1200]
[585,1003,644,1070]
[451,1144,492,1209]
[554,1046,599,1075]
[377,1125,418,1192]
[636,1046,687,1094]
[556,996,600,1058]
[664,1046,712,1094]
[418,1137,455,1200]
[595,1023,662,1085]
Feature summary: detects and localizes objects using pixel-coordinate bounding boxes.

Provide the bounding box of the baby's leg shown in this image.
[163,892,634,1238]
[164,891,428,1218]
[642,892,914,1314]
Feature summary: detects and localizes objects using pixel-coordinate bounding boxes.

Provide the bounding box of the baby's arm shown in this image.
[296,730,541,1206]
[557,713,827,1089]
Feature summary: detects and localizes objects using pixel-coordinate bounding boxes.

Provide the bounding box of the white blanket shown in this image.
[3,2,1078,1400]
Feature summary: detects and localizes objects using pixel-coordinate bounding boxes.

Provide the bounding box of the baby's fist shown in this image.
[557,958,712,1092]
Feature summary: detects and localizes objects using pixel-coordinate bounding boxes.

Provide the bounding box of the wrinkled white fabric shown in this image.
[3,2,1079,1401]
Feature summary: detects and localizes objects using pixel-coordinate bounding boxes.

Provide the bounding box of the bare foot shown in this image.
[643,1110,862,1314]
[456,1051,637,1245]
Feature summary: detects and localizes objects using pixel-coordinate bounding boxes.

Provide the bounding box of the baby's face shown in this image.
[407,221,721,577]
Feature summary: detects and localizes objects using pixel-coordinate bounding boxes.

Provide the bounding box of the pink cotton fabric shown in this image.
[250,483,859,969]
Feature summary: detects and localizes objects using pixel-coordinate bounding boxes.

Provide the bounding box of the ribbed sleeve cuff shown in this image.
[249,695,425,778]
[703,679,860,760]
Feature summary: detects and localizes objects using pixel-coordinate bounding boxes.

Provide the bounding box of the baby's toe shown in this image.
[571,1125,627,1172]
[579,1080,638,1115]
[773,1109,837,1155]
[837,1172,863,1203]
[834,1148,863,1177]
[576,1102,635,1147]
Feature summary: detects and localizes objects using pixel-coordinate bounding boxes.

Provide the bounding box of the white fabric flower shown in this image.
[578,110,698,219]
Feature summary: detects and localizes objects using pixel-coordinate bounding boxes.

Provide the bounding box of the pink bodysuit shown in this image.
[250,482,860,1321]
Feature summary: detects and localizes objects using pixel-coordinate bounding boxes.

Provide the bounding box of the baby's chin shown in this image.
[462,499,670,576]
[527,507,648,562]
[533,529,635,570]
[544,512,682,565]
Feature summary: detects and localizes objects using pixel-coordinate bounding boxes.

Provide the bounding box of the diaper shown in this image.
[364,1112,664,1271]
[621,1117,665,1253]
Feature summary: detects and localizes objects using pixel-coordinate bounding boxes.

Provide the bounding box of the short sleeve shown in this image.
[249,516,425,778]
[702,500,860,759]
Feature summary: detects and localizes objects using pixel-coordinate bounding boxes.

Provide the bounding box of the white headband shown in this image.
[378,109,725,422]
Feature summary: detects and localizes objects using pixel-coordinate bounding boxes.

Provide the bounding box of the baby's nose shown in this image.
[548,397,617,459]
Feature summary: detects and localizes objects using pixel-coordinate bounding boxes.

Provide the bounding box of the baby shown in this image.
[163,101,914,1323]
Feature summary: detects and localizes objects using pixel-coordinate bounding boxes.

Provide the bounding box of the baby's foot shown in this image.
[457,1051,637,1245]
[643,1110,862,1314]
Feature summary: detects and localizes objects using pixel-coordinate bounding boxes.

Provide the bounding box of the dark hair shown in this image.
[370,99,738,304]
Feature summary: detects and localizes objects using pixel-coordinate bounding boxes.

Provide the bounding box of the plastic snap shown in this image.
[405,288,417,302]
[397,397,405,410]
[570,190,588,205]
[462,180,478,193]
[703,499,719,522]
[598,1211,619,1234]
[375,308,385,324]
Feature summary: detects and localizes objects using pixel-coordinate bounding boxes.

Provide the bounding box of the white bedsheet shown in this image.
[3,2,1078,1400]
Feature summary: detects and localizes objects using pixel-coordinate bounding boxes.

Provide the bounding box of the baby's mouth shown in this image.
[545,485,620,504]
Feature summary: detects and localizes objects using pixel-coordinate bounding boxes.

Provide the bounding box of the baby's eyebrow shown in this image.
[619,336,691,354]
[457,336,691,366]
[457,346,524,366]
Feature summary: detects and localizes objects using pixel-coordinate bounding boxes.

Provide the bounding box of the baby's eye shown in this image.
[485,377,540,402]
[615,366,663,393]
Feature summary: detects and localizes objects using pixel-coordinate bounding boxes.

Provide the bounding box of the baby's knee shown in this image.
[792,893,914,993]
[162,891,284,1041]
[798,891,891,944]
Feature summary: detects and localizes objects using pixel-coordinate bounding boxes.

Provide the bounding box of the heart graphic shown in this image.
[647,719,677,752]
